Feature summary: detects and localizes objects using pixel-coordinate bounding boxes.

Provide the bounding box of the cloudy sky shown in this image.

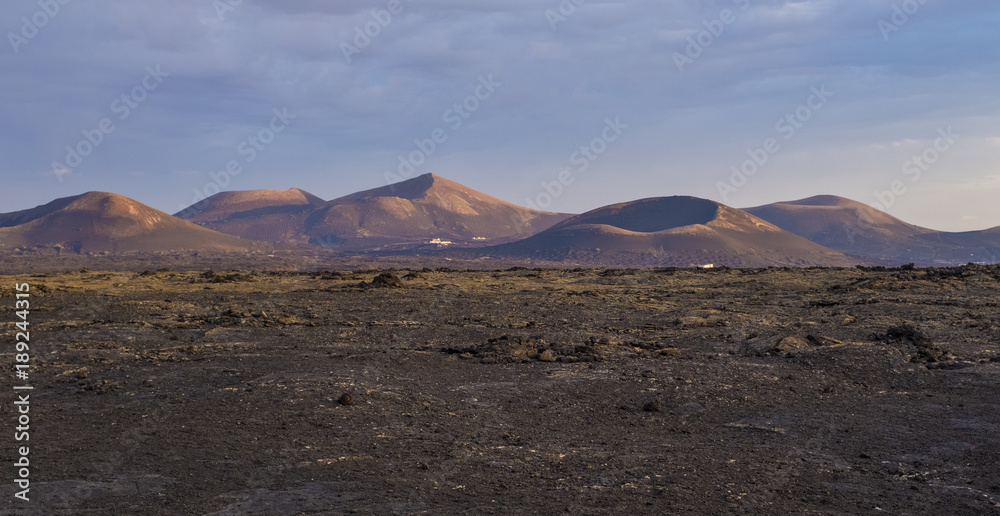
[3,0,998,231]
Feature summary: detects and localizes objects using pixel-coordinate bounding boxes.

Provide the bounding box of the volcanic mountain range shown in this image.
[1,173,997,267]
[178,174,569,249]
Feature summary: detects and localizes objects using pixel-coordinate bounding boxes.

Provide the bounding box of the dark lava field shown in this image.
[2,265,1000,515]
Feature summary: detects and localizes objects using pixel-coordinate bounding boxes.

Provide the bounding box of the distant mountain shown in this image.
[174,175,570,248]
[303,173,571,248]
[8,187,997,265]
[0,192,265,254]
[745,195,1000,265]
[478,196,859,267]
[176,188,325,245]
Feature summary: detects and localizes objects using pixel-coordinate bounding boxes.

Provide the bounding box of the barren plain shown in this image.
[2,265,1000,514]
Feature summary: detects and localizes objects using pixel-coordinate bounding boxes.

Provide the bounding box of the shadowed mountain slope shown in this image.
[476,196,860,267]
[176,188,326,245]
[745,195,1000,265]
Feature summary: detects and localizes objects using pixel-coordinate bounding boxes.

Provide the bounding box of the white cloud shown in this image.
[929,175,1000,192]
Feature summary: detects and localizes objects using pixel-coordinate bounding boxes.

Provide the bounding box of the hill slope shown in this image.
[176,188,325,245]
[0,192,264,254]
[479,196,859,267]
[304,174,571,248]
[745,196,1000,265]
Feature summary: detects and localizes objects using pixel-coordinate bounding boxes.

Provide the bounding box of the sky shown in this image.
[2,0,998,232]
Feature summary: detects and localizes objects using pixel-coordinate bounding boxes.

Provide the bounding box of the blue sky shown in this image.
[2,0,998,231]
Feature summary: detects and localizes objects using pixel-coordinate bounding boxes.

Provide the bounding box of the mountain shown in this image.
[10,187,995,265]
[744,195,935,260]
[745,195,1000,265]
[176,188,325,245]
[0,192,265,254]
[478,196,860,267]
[303,174,571,248]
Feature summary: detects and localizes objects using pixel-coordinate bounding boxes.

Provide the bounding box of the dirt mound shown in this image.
[882,324,950,363]
[361,272,405,288]
[198,270,259,284]
[443,334,681,364]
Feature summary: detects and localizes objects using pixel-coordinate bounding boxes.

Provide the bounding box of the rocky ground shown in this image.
[1,265,1000,514]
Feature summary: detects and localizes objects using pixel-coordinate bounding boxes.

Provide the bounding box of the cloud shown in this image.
[961,175,1000,191]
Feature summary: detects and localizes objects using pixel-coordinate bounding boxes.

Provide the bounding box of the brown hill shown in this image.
[0,192,265,254]
[304,174,570,248]
[176,188,325,245]
[479,196,859,267]
[745,196,1000,265]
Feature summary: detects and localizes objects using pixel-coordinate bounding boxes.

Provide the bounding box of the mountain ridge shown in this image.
[4,180,998,266]
[745,196,1000,265]
[305,173,571,247]
[474,196,860,267]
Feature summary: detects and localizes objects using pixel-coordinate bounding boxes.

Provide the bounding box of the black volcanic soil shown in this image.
[2,265,1000,514]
